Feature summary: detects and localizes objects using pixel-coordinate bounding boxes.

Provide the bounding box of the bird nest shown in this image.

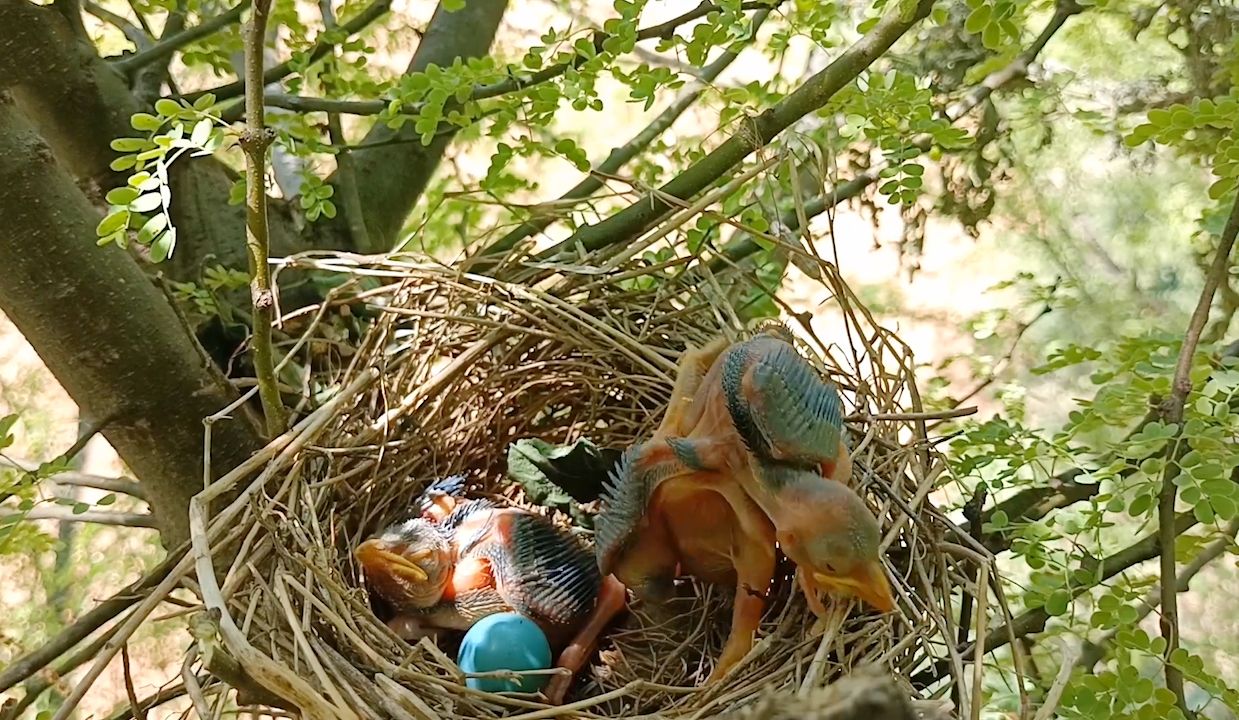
[174,241,1003,720]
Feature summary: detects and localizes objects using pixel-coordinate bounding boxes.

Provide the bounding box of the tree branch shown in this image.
[1155,179,1239,715]
[191,0,393,106]
[239,0,287,436]
[912,507,1204,688]
[0,457,145,500]
[0,0,142,182]
[1077,517,1239,671]
[466,6,778,270]
[532,0,937,265]
[112,1,250,74]
[705,0,1083,272]
[0,507,158,527]
[84,1,152,49]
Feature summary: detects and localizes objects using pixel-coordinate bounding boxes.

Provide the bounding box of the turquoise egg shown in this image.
[457,612,552,693]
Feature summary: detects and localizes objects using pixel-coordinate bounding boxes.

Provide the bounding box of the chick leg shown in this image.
[544,575,628,704]
[705,536,775,685]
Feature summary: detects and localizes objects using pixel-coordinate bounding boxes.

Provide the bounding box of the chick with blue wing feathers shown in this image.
[356,478,624,704]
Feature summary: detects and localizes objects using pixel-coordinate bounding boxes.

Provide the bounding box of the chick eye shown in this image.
[823,563,838,574]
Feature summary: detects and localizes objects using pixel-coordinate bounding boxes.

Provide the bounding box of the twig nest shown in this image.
[189,250,1008,719]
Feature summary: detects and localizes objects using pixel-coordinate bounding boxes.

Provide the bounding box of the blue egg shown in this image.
[457,612,552,693]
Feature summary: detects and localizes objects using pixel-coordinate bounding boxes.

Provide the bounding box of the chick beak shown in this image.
[813,560,895,614]
[355,540,431,583]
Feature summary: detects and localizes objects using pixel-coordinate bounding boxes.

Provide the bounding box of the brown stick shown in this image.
[1155,180,1239,715]
[239,0,288,436]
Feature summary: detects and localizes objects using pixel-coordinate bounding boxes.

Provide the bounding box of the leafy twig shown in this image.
[467,5,779,269]
[707,0,1083,272]
[256,1,776,120]
[0,507,158,527]
[239,0,289,436]
[1155,182,1239,715]
[530,0,936,265]
[317,0,371,251]
[1077,517,1239,671]
[191,0,392,106]
[113,2,250,74]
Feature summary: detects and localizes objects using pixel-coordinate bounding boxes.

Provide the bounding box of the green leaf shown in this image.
[1045,589,1071,616]
[506,438,621,527]
[149,228,176,262]
[105,187,140,206]
[96,209,130,237]
[97,493,117,506]
[137,213,169,244]
[131,193,162,213]
[130,113,162,131]
[190,118,213,147]
[193,93,217,111]
[155,98,181,117]
[964,4,991,33]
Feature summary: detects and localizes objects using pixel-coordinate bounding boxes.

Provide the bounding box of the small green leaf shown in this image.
[137,213,169,244]
[964,5,991,33]
[130,113,162,131]
[97,493,117,506]
[150,228,176,262]
[155,98,181,117]
[96,209,130,237]
[1045,589,1071,616]
[131,193,162,213]
[190,118,212,147]
[193,93,217,111]
[105,187,140,206]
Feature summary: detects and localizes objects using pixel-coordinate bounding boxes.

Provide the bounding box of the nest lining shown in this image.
[183,248,1000,720]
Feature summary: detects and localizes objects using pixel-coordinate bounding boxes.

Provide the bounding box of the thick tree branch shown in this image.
[1155,180,1239,715]
[240,0,287,435]
[467,6,777,270]
[340,0,509,250]
[112,1,249,73]
[0,96,261,545]
[0,0,142,181]
[192,0,393,106]
[532,0,936,265]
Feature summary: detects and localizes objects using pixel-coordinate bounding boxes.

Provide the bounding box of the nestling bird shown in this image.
[596,327,894,682]
[356,477,625,704]
[670,327,895,616]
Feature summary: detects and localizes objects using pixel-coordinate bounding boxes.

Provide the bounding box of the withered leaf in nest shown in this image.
[506,438,622,527]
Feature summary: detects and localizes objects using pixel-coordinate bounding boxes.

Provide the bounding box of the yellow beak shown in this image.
[813,560,895,613]
[356,540,431,583]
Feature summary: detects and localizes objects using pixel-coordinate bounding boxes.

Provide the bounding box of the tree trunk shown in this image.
[0,96,261,547]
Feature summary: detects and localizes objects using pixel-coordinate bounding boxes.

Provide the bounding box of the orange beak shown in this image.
[355,539,432,583]
[813,560,895,613]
